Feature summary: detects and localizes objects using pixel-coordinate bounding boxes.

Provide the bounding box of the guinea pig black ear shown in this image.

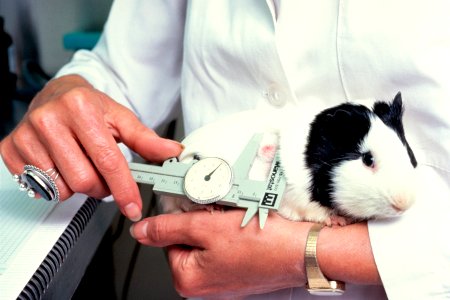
[373,92,404,129]
[373,92,418,168]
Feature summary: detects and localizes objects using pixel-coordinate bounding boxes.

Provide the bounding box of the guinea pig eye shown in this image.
[362,151,375,168]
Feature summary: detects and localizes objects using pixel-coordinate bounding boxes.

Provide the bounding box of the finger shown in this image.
[0,135,43,198]
[9,123,76,200]
[37,126,111,200]
[25,107,112,200]
[65,100,143,221]
[107,102,183,162]
[2,126,72,202]
[1,140,46,200]
[1,135,28,175]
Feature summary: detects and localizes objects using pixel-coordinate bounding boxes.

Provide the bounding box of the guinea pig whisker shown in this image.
[317,159,333,167]
[323,153,361,165]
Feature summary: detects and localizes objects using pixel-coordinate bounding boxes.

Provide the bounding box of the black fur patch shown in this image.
[373,92,417,167]
[305,103,372,208]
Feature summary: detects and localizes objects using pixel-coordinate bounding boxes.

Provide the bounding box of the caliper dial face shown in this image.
[183,157,233,204]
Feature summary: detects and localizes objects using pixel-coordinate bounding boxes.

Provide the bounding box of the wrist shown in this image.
[316,222,382,285]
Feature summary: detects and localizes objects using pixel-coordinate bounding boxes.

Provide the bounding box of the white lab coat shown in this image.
[57,1,450,299]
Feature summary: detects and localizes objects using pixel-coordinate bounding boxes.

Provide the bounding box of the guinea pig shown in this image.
[276,92,418,226]
[160,92,417,227]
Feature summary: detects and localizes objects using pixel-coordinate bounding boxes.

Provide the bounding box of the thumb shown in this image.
[108,102,184,162]
[130,213,206,248]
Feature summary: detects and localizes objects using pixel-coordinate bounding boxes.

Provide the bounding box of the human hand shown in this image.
[130,209,313,298]
[0,74,183,221]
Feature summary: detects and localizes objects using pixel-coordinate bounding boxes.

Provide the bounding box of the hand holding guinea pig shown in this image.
[161,92,418,226]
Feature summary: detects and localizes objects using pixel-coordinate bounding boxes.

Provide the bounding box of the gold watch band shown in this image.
[305,223,345,295]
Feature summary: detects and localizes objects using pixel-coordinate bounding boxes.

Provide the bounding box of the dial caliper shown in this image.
[128,133,286,229]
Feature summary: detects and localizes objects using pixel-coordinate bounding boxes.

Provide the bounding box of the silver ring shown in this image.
[13,165,60,202]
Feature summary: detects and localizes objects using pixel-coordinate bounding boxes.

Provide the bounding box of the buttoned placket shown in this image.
[263,0,297,108]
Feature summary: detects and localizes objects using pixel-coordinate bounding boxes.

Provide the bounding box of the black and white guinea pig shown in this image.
[275,92,418,225]
[161,92,417,226]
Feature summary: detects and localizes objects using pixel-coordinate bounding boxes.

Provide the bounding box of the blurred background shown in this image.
[0,0,111,137]
[0,1,181,298]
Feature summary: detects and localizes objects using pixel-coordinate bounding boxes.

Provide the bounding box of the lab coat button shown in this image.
[264,84,287,107]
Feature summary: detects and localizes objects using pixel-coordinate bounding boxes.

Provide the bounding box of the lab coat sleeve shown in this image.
[55,0,187,130]
[368,166,450,299]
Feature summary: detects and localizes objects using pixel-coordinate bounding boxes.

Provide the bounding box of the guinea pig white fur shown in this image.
[160,93,417,226]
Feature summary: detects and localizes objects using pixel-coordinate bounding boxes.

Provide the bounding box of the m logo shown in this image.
[261,193,277,207]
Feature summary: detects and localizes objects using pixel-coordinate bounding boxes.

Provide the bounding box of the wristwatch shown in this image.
[304,223,346,296]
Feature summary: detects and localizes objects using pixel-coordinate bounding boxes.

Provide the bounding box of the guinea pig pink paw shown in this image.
[189,203,225,214]
[325,215,350,227]
[206,204,226,214]
[258,144,277,162]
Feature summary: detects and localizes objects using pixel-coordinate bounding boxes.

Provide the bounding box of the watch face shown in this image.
[183,157,233,204]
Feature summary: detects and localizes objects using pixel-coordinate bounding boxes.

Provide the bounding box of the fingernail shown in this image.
[130,221,148,239]
[129,224,136,238]
[124,203,142,222]
[167,139,184,150]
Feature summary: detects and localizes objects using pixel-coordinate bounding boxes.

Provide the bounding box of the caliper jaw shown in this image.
[229,134,286,229]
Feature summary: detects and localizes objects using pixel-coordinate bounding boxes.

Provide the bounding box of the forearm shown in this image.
[131,210,382,298]
[316,222,382,285]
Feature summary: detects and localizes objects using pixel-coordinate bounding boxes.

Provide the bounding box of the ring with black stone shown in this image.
[13,165,60,202]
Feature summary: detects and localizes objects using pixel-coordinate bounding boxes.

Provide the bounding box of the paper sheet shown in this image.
[0,160,86,299]
[0,162,57,274]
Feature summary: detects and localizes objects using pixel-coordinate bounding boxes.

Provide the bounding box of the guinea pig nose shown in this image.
[391,196,413,212]
[391,204,404,213]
